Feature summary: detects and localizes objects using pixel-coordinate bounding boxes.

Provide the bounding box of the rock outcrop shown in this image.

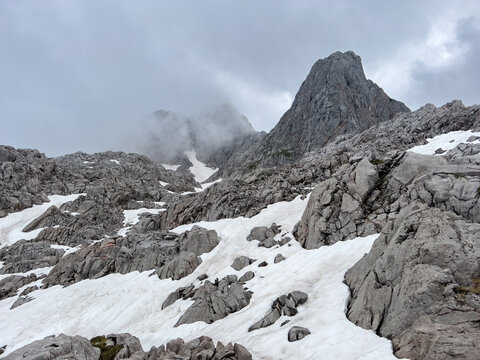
[176,275,252,326]
[3,334,253,360]
[42,227,219,287]
[249,291,308,331]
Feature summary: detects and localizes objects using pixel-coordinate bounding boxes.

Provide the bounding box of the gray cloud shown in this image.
[0,0,479,156]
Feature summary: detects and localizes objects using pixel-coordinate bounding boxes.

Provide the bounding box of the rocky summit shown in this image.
[1,51,480,360]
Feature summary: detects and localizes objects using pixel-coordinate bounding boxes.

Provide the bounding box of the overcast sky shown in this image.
[1,0,480,156]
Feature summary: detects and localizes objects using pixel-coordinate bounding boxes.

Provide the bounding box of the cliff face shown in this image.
[262,51,409,155]
[224,51,409,173]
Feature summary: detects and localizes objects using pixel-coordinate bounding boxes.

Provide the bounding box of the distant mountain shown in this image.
[140,103,256,165]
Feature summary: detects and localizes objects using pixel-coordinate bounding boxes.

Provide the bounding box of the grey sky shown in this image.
[1,0,480,156]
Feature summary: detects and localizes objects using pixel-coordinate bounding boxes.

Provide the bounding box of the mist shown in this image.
[127,103,256,164]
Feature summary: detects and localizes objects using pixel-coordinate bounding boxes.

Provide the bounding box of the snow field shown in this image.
[0,194,402,359]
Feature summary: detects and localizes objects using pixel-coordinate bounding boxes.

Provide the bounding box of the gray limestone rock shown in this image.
[346,204,480,359]
[175,275,252,326]
[178,225,219,256]
[0,240,64,274]
[249,291,308,331]
[231,256,255,271]
[238,271,255,283]
[274,254,286,263]
[3,334,100,360]
[288,326,311,342]
[0,274,37,300]
[10,295,34,309]
[157,252,201,281]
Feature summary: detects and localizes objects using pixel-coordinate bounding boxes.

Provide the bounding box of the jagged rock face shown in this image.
[343,142,480,359]
[235,51,409,168]
[346,205,480,360]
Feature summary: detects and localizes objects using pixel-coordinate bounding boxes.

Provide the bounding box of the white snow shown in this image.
[109,159,120,165]
[159,180,170,187]
[162,164,181,171]
[50,244,82,257]
[117,208,166,236]
[0,266,53,282]
[408,130,480,155]
[0,194,85,249]
[185,150,218,183]
[0,194,402,359]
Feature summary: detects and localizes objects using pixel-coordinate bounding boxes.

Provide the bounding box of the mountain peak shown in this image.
[254,51,409,161]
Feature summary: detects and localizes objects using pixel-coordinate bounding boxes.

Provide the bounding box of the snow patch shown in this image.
[185,150,218,183]
[162,164,181,171]
[0,194,85,248]
[0,195,400,359]
[51,244,82,257]
[109,159,120,165]
[117,208,166,236]
[408,130,480,155]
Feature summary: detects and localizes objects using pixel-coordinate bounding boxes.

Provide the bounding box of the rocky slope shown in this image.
[221,51,409,172]
[1,51,480,360]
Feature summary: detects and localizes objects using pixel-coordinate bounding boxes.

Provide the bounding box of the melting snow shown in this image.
[185,150,218,183]
[0,194,401,359]
[50,244,82,257]
[162,164,181,171]
[408,130,480,155]
[117,208,166,236]
[0,194,85,249]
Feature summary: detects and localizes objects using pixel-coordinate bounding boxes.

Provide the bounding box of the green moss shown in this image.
[247,159,261,170]
[452,173,466,179]
[90,336,123,360]
[369,158,384,166]
[271,149,292,158]
[454,277,480,296]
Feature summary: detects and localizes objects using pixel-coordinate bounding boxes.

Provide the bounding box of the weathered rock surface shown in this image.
[223,51,409,171]
[0,241,63,274]
[146,336,253,360]
[249,291,308,331]
[288,326,311,342]
[346,203,480,359]
[43,227,218,287]
[3,334,100,360]
[0,274,37,300]
[247,224,282,248]
[176,275,252,326]
[231,256,255,271]
[3,333,253,360]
